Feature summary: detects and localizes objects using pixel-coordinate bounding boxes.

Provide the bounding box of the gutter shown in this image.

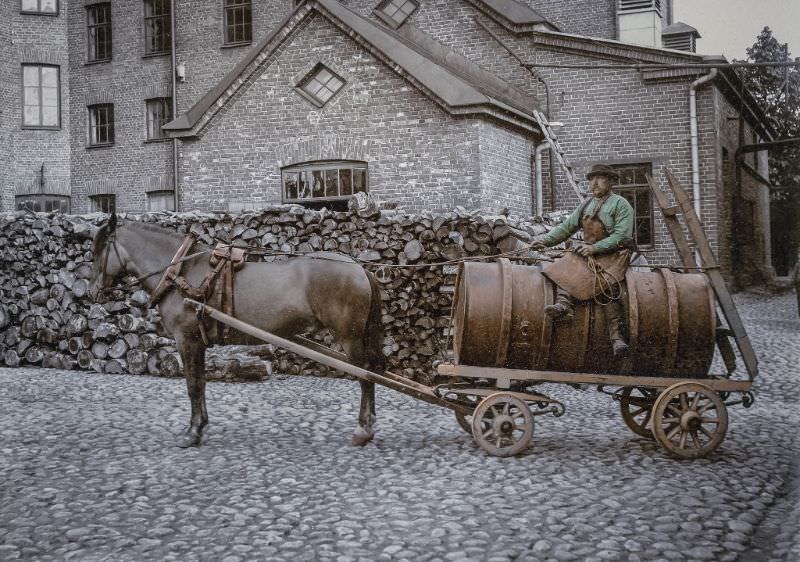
[689,68,717,221]
[170,0,179,212]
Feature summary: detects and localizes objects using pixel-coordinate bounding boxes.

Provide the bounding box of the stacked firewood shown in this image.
[0,205,565,382]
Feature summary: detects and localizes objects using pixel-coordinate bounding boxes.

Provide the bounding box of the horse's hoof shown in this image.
[351,428,374,447]
[176,430,201,448]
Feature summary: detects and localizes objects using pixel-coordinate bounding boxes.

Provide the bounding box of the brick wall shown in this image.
[524,0,617,39]
[3,3,72,212]
[478,122,533,215]
[178,13,509,213]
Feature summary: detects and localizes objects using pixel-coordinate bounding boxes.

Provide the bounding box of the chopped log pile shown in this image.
[0,205,566,382]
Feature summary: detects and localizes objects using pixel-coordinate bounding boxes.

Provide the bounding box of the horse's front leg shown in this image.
[176,340,208,448]
[352,380,376,446]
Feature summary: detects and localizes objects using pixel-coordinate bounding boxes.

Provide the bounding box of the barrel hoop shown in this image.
[658,268,679,371]
[495,258,513,367]
[536,275,554,369]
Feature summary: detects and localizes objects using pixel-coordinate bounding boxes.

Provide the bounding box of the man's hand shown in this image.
[575,243,597,257]
[530,240,547,251]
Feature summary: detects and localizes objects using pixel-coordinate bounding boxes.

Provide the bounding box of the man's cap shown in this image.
[586,164,619,180]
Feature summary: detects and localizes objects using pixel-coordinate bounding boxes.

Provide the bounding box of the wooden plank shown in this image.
[664,169,759,379]
[437,363,753,392]
[184,299,470,414]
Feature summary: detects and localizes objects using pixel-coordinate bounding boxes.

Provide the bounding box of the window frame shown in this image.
[21,64,61,130]
[282,161,368,205]
[295,63,346,108]
[86,3,112,63]
[145,97,173,141]
[143,0,172,56]
[21,0,59,15]
[147,190,176,211]
[87,103,115,147]
[374,0,419,29]
[610,163,654,249]
[90,194,116,214]
[223,0,252,46]
[15,195,70,213]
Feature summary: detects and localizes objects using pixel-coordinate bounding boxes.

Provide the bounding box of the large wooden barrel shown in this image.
[452,259,716,377]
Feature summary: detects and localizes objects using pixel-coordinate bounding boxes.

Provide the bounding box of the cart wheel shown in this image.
[471,393,534,457]
[652,382,728,459]
[455,410,473,434]
[620,387,658,439]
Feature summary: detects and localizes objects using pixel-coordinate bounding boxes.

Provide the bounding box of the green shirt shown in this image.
[539,193,634,253]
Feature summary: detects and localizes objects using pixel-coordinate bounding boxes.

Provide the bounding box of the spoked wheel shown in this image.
[652,382,729,459]
[471,393,534,457]
[620,387,658,439]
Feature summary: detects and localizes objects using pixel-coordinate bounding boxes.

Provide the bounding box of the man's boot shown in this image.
[605,299,630,358]
[545,289,574,321]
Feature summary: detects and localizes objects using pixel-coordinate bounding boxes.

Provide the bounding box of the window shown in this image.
[88,104,115,146]
[90,194,116,213]
[146,98,173,140]
[144,0,171,55]
[376,0,418,28]
[282,161,367,206]
[15,195,70,213]
[21,0,58,14]
[22,65,60,128]
[223,0,252,45]
[296,64,345,107]
[618,0,661,13]
[87,3,112,62]
[148,190,175,211]
[611,163,653,248]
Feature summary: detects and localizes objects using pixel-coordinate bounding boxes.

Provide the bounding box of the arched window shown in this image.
[281,161,367,207]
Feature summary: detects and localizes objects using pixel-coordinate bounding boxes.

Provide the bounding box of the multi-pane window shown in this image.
[144,0,171,55]
[282,161,368,204]
[146,98,173,140]
[611,163,653,248]
[15,195,70,213]
[376,0,419,27]
[22,65,60,128]
[297,64,345,107]
[88,104,115,146]
[223,0,252,45]
[87,3,112,62]
[90,194,116,213]
[21,0,58,14]
[148,190,175,211]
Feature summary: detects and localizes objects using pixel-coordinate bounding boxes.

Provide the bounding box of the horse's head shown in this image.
[89,213,127,302]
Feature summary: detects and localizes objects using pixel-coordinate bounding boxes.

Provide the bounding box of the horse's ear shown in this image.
[108,212,117,233]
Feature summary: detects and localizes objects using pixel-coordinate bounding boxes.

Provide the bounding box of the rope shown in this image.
[585,254,624,304]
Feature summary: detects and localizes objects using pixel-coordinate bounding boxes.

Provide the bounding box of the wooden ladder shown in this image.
[533,110,585,201]
[648,168,758,380]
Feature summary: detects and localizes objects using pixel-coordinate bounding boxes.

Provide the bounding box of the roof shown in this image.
[662,22,701,38]
[165,0,542,137]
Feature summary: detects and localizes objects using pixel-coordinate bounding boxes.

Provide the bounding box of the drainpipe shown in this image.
[170,0,179,212]
[534,142,548,216]
[689,68,717,221]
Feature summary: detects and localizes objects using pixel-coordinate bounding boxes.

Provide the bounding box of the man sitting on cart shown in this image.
[531,164,634,358]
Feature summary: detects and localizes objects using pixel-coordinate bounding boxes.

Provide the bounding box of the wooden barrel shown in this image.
[452,259,716,377]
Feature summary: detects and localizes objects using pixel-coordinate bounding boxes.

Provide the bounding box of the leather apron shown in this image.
[542,197,630,301]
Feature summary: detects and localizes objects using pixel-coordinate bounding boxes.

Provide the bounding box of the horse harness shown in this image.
[150,233,247,345]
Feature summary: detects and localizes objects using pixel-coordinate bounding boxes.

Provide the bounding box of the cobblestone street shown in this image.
[1,292,798,562]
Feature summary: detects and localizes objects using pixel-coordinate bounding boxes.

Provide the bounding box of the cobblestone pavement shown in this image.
[1,292,798,562]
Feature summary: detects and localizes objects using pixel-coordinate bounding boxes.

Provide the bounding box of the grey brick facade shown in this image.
[0,0,776,286]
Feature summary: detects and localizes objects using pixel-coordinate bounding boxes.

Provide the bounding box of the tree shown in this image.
[736,27,800,275]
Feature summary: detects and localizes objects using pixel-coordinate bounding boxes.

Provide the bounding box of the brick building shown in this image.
[1,0,778,287]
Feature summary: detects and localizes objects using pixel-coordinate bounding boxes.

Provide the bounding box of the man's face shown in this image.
[590,175,612,198]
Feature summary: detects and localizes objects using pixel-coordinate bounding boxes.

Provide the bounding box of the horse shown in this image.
[89,214,386,448]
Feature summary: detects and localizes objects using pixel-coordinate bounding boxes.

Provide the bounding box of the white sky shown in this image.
[672,0,800,60]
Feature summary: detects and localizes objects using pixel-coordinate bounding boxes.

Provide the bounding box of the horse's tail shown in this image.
[364,270,387,374]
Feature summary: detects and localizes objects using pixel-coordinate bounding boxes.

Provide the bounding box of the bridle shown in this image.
[96,231,126,296]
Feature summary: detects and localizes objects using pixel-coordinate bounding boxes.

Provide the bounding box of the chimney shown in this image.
[617,0,663,48]
[662,22,701,53]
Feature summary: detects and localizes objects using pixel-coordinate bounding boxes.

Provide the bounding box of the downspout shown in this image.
[170,0,179,212]
[689,68,717,221]
[534,142,548,216]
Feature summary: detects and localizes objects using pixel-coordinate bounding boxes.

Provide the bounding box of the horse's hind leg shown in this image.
[352,380,376,447]
[176,339,208,448]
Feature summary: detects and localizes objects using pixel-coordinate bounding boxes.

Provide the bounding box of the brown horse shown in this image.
[89,214,385,448]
